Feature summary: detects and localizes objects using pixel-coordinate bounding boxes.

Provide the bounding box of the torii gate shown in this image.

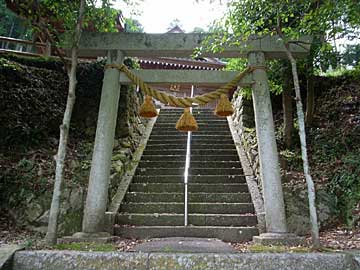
[74,32,311,244]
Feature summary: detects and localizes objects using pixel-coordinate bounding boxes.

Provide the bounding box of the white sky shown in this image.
[114,0,227,33]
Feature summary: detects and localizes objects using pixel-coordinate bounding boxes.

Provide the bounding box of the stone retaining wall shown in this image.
[12,251,359,270]
[8,85,145,236]
[231,90,336,235]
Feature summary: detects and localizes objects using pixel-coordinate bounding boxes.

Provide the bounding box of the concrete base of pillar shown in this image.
[253,233,305,246]
[60,232,117,244]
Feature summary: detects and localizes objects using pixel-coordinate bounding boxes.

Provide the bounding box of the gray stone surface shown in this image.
[12,250,358,270]
[253,233,305,246]
[134,237,236,253]
[119,69,253,86]
[75,32,311,59]
[82,50,124,234]
[228,115,266,234]
[248,51,287,234]
[13,251,148,270]
[0,244,24,270]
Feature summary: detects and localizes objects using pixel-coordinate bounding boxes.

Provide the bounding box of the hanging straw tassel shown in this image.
[214,94,234,117]
[176,108,198,132]
[139,95,158,118]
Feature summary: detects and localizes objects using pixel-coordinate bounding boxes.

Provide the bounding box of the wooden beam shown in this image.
[119,69,253,87]
[74,32,312,59]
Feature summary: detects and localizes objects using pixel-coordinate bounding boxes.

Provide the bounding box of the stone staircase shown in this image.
[114,108,258,242]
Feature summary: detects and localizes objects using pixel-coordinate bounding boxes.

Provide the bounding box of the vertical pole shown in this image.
[184,85,194,226]
[248,52,287,234]
[82,50,124,234]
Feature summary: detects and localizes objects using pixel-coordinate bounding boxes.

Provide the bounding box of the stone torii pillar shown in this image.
[79,50,124,237]
[248,51,302,245]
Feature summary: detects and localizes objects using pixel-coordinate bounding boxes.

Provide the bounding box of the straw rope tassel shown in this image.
[215,94,234,117]
[176,108,198,132]
[139,95,158,118]
[106,64,253,108]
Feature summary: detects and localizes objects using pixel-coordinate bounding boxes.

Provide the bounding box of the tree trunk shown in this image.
[45,0,86,245]
[283,43,321,249]
[282,65,293,148]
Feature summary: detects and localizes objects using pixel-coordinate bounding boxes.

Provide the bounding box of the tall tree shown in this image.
[6,0,132,245]
[45,0,86,245]
[209,0,360,248]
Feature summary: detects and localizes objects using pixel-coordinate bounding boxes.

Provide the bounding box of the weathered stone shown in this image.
[134,237,236,253]
[12,251,357,270]
[213,253,355,270]
[253,232,305,246]
[284,188,337,235]
[248,51,287,234]
[25,202,44,223]
[13,251,148,270]
[69,188,84,211]
[0,244,24,270]
[35,210,49,226]
[112,153,127,163]
[75,32,312,58]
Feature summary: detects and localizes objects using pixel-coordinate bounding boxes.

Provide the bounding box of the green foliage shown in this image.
[342,44,360,67]
[311,127,360,227]
[0,0,31,40]
[248,244,310,253]
[0,157,55,208]
[54,242,115,251]
[328,153,360,227]
[4,0,120,48]
[125,18,144,33]
[205,0,360,75]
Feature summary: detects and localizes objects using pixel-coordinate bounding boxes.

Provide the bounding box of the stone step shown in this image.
[147,139,187,145]
[115,226,258,242]
[190,175,246,183]
[191,137,234,143]
[151,129,230,135]
[190,149,238,156]
[154,119,229,125]
[138,161,241,169]
[145,143,235,150]
[116,213,257,226]
[144,149,239,157]
[191,134,233,139]
[135,167,185,176]
[140,155,185,162]
[120,202,254,214]
[155,119,228,124]
[124,192,252,203]
[189,167,243,175]
[149,135,188,141]
[150,134,232,139]
[142,150,186,156]
[128,183,248,193]
[132,175,245,183]
[190,155,239,161]
[136,167,244,176]
[152,123,229,129]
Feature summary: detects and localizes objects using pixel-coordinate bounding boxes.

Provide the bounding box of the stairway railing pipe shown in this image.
[184,85,195,226]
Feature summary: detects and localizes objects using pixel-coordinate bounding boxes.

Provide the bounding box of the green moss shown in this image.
[54,242,116,251]
[248,244,311,253]
[61,211,83,236]
[0,57,23,71]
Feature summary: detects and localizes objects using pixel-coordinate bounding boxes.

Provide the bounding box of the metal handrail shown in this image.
[0,36,46,48]
[184,85,195,226]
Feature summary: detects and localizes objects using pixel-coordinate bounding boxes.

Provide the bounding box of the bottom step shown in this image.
[13,251,354,270]
[114,226,258,242]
